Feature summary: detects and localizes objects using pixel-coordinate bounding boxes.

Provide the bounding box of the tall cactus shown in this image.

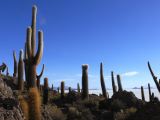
[18,50,24,91]
[111,71,117,94]
[13,51,18,77]
[36,64,44,90]
[117,74,123,91]
[26,6,43,88]
[77,83,80,93]
[61,81,65,99]
[100,63,108,99]
[141,86,145,101]
[82,64,89,99]
[147,62,160,93]
[24,43,29,88]
[43,77,48,104]
[148,83,152,101]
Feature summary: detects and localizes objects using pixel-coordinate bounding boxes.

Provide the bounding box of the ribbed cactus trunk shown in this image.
[61,81,65,99]
[100,63,108,99]
[77,83,80,93]
[141,86,145,101]
[43,77,48,104]
[24,43,29,88]
[18,50,24,91]
[13,51,18,77]
[111,71,117,94]
[148,62,160,93]
[36,64,44,90]
[117,75,123,91]
[82,64,89,100]
[26,6,43,88]
[148,83,152,101]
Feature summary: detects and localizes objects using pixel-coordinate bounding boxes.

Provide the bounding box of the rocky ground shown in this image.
[0,74,160,120]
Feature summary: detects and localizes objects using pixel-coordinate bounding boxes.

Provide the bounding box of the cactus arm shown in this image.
[37,64,44,79]
[13,51,18,77]
[31,5,37,56]
[34,31,43,65]
[26,27,32,59]
[147,61,160,93]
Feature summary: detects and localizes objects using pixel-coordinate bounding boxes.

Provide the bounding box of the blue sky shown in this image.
[0,0,160,89]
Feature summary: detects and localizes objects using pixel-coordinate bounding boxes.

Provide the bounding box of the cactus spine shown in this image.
[26,6,43,88]
[13,51,18,77]
[148,83,152,101]
[36,64,44,90]
[117,74,123,91]
[111,71,117,94]
[100,63,108,99]
[141,86,145,101]
[77,83,80,93]
[82,64,89,99]
[18,50,24,91]
[61,81,65,99]
[147,62,160,93]
[43,77,48,104]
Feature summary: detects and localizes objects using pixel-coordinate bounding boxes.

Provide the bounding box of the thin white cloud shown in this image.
[121,71,139,77]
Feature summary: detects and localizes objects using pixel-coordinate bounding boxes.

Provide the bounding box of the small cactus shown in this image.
[77,83,80,93]
[148,83,152,101]
[28,87,41,120]
[117,74,123,91]
[6,66,9,76]
[141,86,145,101]
[82,64,89,99]
[111,71,117,94]
[43,77,49,104]
[100,63,108,99]
[13,51,18,77]
[61,81,65,99]
[57,87,60,93]
[52,84,53,90]
[18,50,24,91]
[68,87,71,93]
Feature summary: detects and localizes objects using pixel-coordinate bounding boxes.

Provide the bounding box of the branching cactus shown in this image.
[148,62,160,93]
[82,64,89,99]
[141,86,145,101]
[77,83,80,93]
[18,50,24,91]
[111,71,117,94]
[148,83,152,101]
[13,51,18,77]
[100,63,108,99]
[117,74,123,91]
[43,77,48,104]
[36,64,44,90]
[26,5,43,88]
[61,81,65,99]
